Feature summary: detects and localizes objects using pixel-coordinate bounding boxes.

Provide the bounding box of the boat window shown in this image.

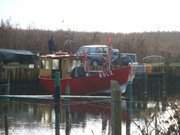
[28,64,35,69]
[41,60,45,68]
[67,60,73,73]
[41,59,50,69]
[45,60,50,69]
[52,59,59,70]
[72,60,81,70]
[70,59,86,78]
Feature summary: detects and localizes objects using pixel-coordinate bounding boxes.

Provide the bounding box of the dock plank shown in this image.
[0,95,115,101]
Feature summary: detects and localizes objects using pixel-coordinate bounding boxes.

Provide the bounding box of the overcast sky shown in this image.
[0,0,180,33]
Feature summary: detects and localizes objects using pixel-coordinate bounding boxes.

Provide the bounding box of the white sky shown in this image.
[0,0,180,33]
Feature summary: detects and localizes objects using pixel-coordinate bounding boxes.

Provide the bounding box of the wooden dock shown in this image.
[0,95,114,101]
[0,66,42,95]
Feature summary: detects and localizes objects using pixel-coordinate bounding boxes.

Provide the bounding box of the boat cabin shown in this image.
[39,51,86,80]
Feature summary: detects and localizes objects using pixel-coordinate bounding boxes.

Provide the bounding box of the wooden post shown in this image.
[65,83,71,135]
[52,70,61,102]
[52,70,61,135]
[54,100,60,135]
[126,81,133,135]
[6,70,10,95]
[4,69,10,95]
[4,115,8,135]
[154,102,159,135]
[127,81,133,100]
[142,73,148,109]
[4,104,8,135]
[144,73,148,100]
[111,80,121,135]
[162,72,166,98]
[157,75,161,100]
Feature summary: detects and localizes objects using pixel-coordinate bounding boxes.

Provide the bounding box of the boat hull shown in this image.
[39,66,131,95]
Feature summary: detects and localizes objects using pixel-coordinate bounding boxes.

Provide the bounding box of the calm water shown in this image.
[0,74,180,135]
[0,95,178,135]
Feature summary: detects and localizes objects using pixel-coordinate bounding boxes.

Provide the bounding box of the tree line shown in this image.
[1,20,180,62]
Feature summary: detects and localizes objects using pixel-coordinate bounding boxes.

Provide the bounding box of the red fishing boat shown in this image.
[39,46,132,95]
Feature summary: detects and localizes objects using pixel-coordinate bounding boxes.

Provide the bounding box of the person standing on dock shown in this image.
[48,35,57,54]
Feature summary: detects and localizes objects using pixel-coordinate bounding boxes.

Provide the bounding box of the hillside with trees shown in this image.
[1,19,180,62]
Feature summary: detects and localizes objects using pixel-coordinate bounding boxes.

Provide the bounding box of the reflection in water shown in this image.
[0,97,175,135]
[65,99,71,135]
[0,100,112,135]
[54,101,60,135]
[1,73,180,134]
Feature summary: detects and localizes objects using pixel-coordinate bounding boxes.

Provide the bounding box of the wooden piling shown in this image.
[126,81,133,135]
[162,72,166,98]
[4,115,8,135]
[127,81,133,100]
[52,70,61,135]
[65,82,71,135]
[6,71,10,95]
[139,73,148,109]
[54,100,60,135]
[144,73,148,100]
[157,75,161,100]
[111,80,121,135]
[52,70,61,102]
[3,104,9,135]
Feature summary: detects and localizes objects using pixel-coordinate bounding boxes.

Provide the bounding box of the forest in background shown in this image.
[1,19,180,62]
